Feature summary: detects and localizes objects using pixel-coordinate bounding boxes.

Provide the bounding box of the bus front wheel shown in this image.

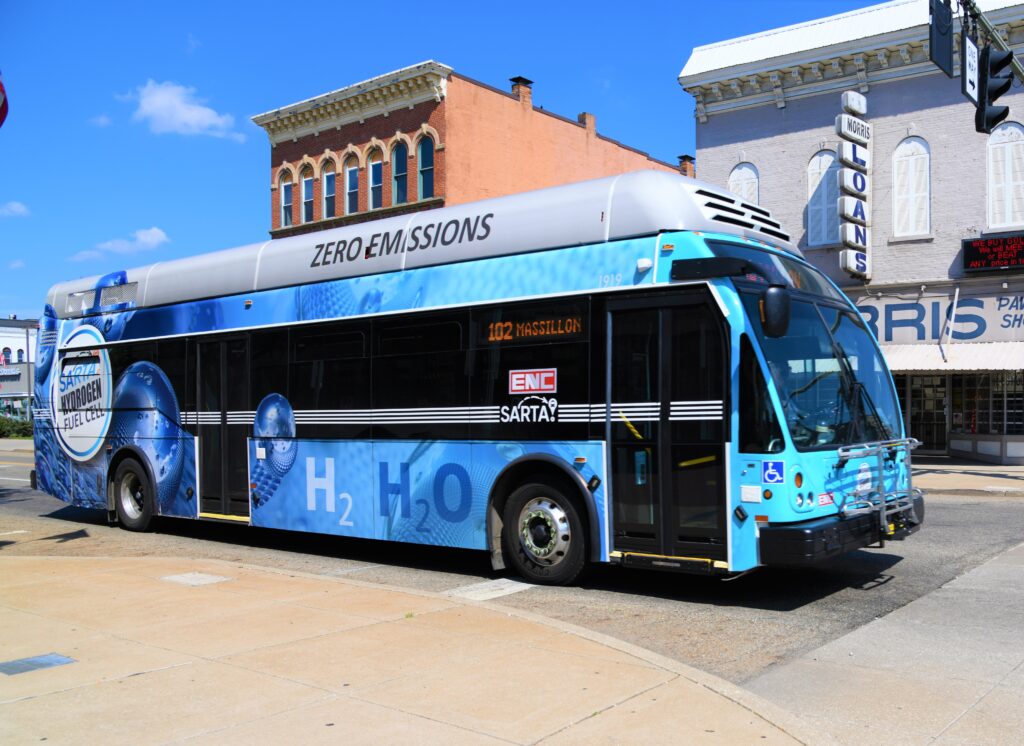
[502,483,587,586]
[113,458,154,532]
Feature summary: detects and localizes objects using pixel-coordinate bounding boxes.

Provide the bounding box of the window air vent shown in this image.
[65,290,95,315]
[99,282,138,308]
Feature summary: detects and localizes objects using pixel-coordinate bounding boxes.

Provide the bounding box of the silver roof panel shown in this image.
[48,170,799,318]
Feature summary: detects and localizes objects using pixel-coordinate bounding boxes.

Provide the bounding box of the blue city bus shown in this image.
[32,171,923,584]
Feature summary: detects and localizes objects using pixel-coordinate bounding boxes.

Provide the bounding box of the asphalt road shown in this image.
[3,447,1023,683]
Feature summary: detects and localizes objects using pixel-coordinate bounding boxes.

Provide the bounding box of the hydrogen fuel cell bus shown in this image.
[33,170,923,584]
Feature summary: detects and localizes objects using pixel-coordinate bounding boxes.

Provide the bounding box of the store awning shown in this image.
[879,342,1024,372]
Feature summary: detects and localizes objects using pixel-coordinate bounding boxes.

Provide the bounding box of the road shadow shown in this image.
[30,499,906,610]
[578,550,904,611]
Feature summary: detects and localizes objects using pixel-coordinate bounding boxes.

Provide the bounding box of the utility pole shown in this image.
[960,0,1024,83]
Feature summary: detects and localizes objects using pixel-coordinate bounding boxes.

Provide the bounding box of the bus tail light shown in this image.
[794,472,803,488]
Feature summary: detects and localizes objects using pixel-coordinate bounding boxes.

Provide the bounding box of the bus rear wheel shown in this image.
[502,483,587,586]
[113,458,154,532]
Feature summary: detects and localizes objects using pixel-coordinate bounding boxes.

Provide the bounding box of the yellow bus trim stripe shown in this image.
[198,512,250,523]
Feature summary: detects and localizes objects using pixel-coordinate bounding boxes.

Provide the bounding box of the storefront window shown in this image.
[950,372,1024,435]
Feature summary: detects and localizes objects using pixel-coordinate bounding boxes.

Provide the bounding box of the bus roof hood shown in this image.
[48,170,800,318]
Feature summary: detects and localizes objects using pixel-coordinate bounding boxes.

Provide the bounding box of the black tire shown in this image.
[502,482,588,586]
[112,458,154,532]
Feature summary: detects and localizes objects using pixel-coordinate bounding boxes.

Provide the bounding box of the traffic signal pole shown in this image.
[960,0,1024,84]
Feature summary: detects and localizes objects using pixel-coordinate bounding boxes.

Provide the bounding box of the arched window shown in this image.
[806,150,840,247]
[322,161,336,219]
[988,122,1024,229]
[418,136,435,200]
[392,142,409,205]
[279,173,293,227]
[368,150,383,210]
[728,162,759,204]
[1,348,10,365]
[301,167,315,223]
[17,349,24,363]
[892,137,930,237]
[344,157,359,215]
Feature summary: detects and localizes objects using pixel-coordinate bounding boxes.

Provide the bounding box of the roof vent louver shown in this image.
[691,186,792,244]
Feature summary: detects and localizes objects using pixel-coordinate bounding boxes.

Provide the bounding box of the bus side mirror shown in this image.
[762,285,790,338]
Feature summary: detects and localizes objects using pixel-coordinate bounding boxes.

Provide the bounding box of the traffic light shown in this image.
[975,45,1014,134]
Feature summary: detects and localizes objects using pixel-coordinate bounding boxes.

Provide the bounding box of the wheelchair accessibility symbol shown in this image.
[762,460,785,485]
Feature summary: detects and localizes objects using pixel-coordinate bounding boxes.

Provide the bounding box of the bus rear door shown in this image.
[197,338,251,519]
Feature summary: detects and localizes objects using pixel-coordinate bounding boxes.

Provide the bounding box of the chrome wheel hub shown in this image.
[518,497,570,566]
[119,472,144,520]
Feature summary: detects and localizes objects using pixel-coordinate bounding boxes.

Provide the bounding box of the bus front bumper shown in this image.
[759,494,925,566]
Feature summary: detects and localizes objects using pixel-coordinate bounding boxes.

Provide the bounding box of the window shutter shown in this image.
[911,150,929,235]
[825,158,839,243]
[991,141,1008,227]
[1010,136,1024,225]
[893,153,910,236]
[807,152,837,246]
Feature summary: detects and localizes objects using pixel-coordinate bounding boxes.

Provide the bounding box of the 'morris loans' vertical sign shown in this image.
[837,91,872,280]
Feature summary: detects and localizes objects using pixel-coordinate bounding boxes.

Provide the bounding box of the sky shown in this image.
[0,0,877,320]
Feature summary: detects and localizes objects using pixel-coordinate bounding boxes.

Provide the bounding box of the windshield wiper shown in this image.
[817,308,867,441]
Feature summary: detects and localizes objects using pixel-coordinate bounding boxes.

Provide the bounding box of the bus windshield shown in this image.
[740,293,902,451]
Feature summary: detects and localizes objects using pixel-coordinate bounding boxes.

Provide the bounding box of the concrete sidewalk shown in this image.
[911,455,1024,496]
[0,552,821,745]
[748,541,1024,744]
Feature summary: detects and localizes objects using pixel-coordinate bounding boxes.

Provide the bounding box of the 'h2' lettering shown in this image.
[306,457,335,512]
[379,461,410,518]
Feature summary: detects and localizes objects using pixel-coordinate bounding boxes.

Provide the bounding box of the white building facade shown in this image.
[680,0,1024,464]
[0,318,37,419]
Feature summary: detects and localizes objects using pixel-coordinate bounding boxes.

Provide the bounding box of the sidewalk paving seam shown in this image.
[342,691,523,745]
[0,660,194,706]
[534,674,681,744]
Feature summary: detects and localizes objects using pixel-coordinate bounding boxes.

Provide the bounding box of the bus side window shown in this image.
[373,313,469,438]
[739,335,784,454]
[251,330,289,406]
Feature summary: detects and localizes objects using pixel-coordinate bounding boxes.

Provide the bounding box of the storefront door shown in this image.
[895,374,948,453]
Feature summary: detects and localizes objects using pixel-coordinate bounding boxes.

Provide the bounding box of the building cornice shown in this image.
[681,10,1024,121]
[252,61,453,145]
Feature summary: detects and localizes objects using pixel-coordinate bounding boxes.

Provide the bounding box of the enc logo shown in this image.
[509,368,557,395]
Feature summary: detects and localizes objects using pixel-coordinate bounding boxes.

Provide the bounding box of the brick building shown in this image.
[253,61,687,237]
[679,0,1024,463]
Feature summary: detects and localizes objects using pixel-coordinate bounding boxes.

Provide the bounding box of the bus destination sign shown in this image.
[962,233,1024,273]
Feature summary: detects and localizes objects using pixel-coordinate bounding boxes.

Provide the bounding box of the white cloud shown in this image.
[89,114,112,127]
[186,33,201,54]
[71,226,169,262]
[0,201,29,217]
[8,259,25,270]
[131,80,244,142]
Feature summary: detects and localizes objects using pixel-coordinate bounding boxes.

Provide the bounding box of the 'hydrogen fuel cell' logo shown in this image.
[50,325,112,462]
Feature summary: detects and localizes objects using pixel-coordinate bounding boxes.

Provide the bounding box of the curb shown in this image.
[918,487,1024,497]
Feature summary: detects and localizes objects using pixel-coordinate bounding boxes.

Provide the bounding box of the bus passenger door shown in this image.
[197,338,251,519]
[608,293,728,560]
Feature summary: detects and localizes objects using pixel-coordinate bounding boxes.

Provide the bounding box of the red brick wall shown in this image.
[269,100,446,232]
[443,75,677,204]
[264,76,677,234]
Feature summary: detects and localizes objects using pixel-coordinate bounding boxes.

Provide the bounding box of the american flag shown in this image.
[0,71,7,129]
